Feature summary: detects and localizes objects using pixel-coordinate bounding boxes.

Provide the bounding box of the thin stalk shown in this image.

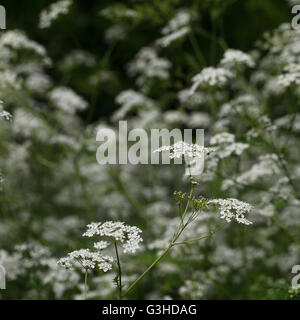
[173,222,227,246]
[74,158,94,222]
[122,243,173,298]
[188,32,206,66]
[123,184,194,298]
[114,242,123,300]
[84,270,88,300]
[173,184,194,241]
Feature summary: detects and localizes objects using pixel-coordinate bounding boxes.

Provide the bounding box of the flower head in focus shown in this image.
[83,221,143,254]
[57,249,114,272]
[209,198,253,225]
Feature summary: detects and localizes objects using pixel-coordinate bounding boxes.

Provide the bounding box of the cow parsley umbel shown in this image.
[209,198,253,225]
[57,221,143,300]
[83,221,143,254]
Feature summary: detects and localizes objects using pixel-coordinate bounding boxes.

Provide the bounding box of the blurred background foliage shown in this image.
[0,0,291,120]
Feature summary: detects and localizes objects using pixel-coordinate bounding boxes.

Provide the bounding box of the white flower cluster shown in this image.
[94,241,110,250]
[277,63,300,87]
[50,134,81,151]
[210,132,235,145]
[221,49,255,68]
[0,100,12,121]
[100,6,140,21]
[25,73,52,93]
[0,30,47,58]
[162,10,192,35]
[232,154,281,186]
[83,221,143,254]
[0,70,20,91]
[57,249,114,272]
[190,67,234,92]
[154,141,216,160]
[178,89,206,108]
[60,50,96,71]
[218,94,260,119]
[12,109,48,140]
[41,258,80,299]
[49,87,88,114]
[209,198,253,225]
[39,0,72,29]
[156,9,192,47]
[156,27,190,48]
[210,132,249,159]
[112,90,155,121]
[104,25,126,43]
[14,242,51,269]
[127,47,171,88]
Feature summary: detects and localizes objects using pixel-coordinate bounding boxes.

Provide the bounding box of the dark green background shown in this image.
[0,0,292,120]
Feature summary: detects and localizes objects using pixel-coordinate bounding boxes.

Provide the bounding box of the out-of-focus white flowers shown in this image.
[209,198,253,225]
[190,67,234,92]
[49,87,88,114]
[100,6,140,21]
[128,47,171,89]
[112,90,155,121]
[210,132,249,159]
[156,27,190,48]
[0,30,47,58]
[83,221,143,254]
[233,154,281,186]
[277,63,300,87]
[25,73,52,93]
[12,109,49,140]
[0,100,12,121]
[162,10,192,35]
[104,24,127,43]
[221,49,255,68]
[178,89,207,108]
[0,70,21,91]
[60,50,96,71]
[39,0,73,29]
[156,9,193,47]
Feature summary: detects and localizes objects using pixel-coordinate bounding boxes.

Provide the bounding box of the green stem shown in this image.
[114,242,122,300]
[84,270,88,300]
[123,184,194,298]
[173,222,227,245]
[173,184,194,241]
[188,32,206,66]
[74,157,94,222]
[122,243,173,298]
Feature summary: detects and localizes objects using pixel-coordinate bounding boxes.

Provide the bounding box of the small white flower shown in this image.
[154,141,215,160]
[221,49,255,68]
[57,249,114,272]
[209,198,253,225]
[83,221,143,254]
[127,47,171,87]
[190,67,234,92]
[39,0,72,29]
[112,90,154,121]
[0,101,12,121]
[49,87,88,114]
[93,241,110,250]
